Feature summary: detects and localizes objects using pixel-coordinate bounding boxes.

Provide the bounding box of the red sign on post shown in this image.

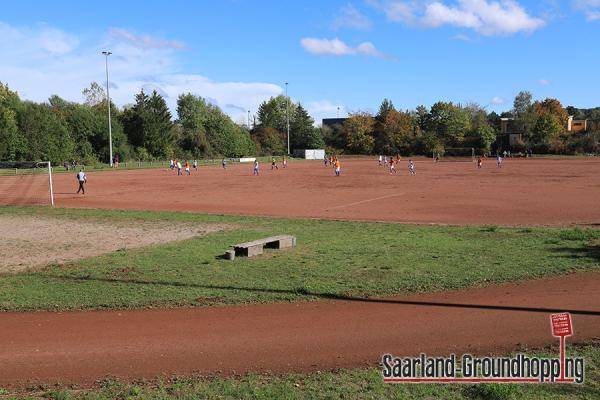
[551,313,573,337]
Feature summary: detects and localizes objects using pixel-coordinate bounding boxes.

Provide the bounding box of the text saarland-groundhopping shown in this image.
[382,312,584,384]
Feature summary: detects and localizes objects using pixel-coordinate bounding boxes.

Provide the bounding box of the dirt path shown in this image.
[1,272,599,387]
[2,158,600,226]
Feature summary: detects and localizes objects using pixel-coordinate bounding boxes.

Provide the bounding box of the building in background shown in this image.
[500,118,523,147]
[567,116,600,132]
[322,118,347,129]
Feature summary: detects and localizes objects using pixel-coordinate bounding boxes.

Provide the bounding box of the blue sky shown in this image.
[1,1,599,124]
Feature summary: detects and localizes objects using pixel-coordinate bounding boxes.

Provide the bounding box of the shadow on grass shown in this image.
[50,274,600,316]
[549,244,600,263]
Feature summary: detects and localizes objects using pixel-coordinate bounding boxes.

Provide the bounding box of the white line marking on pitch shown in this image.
[325,192,406,211]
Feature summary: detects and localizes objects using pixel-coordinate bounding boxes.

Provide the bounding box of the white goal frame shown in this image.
[3,161,54,207]
[433,147,475,162]
[37,161,54,207]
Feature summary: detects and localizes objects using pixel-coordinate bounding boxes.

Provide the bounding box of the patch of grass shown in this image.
[11,343,600,400]
[481,225,498,232]
[42,390,70,400]
[559,228,600,241]
[0,206,598,311]
[464,383,516,400]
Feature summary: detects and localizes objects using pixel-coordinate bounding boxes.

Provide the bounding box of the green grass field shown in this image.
[0,206,598,312]
[5,343,599,400]
[1,206,599,399]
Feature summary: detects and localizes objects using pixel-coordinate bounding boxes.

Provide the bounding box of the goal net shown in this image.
[0,161,54,207]
[433,147,475,162]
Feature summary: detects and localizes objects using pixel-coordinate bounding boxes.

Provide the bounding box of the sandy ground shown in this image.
[1,272,598,387]
[1,157,599,226]
[0,214,230,273]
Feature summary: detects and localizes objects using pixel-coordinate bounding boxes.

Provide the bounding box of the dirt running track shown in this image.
[1,272,599,387]
[1,157,600,226]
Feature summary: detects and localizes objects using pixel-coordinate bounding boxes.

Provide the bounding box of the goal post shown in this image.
[39,161,54,207]
[433,147,475,162]
[0,161,55,207]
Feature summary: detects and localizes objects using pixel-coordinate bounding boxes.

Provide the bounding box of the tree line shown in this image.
[1,82,598,164]
[323,92,599,156]
[0,82,322,164]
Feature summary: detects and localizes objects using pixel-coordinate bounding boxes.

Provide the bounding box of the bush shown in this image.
[567,131,599,155]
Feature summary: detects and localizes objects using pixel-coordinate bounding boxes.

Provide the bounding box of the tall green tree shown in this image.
[321,123,345,151]
[532,114,562,150]
[426,102,471,146]
[376,110,415,154]
[82,82,106,107]
[512,90,536,142]
[121,91,148,149]
[464,103,496,153]
[256,95,322,153]
[343,112,375,154]
[415,105,429,132]
[487,111,501,135]
[17,102,74,163]
[203,102,253,157]
[257,95,292,134]
[290,104,321,150]
[513,91,533,116]
[253,126,285,155]
[176,93,212,157]
[81,84,129,161]
[122,90,173,158]
[376,98,396,122]
[533,98,568,128]
[0,83,26,160]
[146,91,173,157]
[49,97,97,161]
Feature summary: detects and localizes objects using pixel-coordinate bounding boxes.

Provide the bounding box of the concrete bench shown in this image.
[226,235,296,260]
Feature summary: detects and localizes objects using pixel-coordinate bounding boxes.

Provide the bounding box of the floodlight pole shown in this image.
[247,110,250,128]
[285,82,290,155]
[102,51,114,167]
[337,106,340,118]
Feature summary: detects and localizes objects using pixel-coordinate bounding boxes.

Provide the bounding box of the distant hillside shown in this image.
[566,106,600,120]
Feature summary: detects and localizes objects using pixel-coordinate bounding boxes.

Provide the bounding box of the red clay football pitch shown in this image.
[1,157,599,226]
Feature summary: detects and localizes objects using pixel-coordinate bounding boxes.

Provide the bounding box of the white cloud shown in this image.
[306,100,346,125]
[538,78,551,85]
[588,11,600,19]
[332,4,372,30]
[370,0,545,36]
[0,22,282,123]
[300,37,390,58]
[490,96,505,104]
[452,33,474,41]
[574,0,600,20]
[306,100,344,114]
[356,41,385,56]
[367,0,418,23]
[301,37,354,56]
[109,28,185,50]
[0,22,79,55]
[422,2,482,29]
